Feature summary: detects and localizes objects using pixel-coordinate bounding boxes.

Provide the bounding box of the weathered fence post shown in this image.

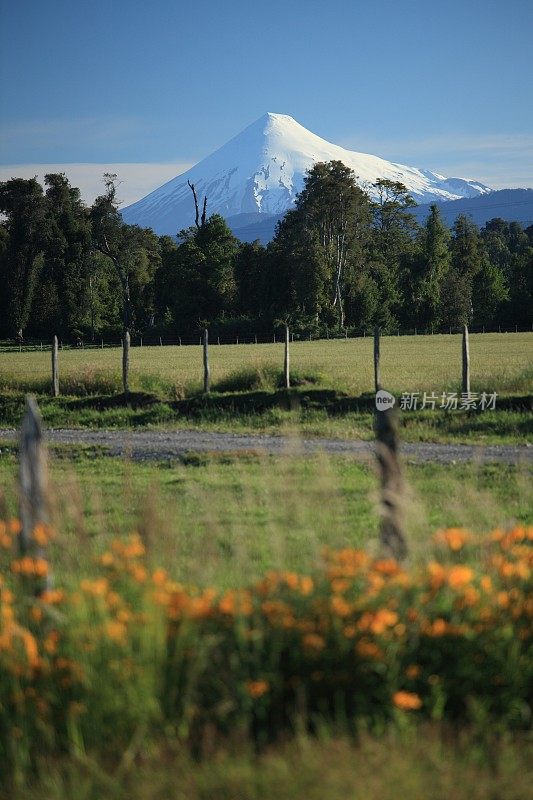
[462,324,470,394]
[122,330,130,395]
[374,326,381,392]
[375,406,407,561]
[203,328,210,393]
[19,396,52,592]
[284,324,290,389]
[51,335,59,397]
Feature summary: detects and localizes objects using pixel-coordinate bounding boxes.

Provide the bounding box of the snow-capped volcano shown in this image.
[121,113,491,235]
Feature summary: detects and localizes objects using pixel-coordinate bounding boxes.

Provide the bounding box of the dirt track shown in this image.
[0,428,530,465]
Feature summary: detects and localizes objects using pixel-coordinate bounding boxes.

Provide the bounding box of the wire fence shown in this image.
[1,323,531,353]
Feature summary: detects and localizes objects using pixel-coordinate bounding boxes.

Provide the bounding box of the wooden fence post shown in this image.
[122,331,130,395]
[284,324,290,389]
[374,326,381,392]
[19,396,52,592]
[203,328,210,393]
[462,324,470,394]
[51,335,59,397]
[375,406,408,561]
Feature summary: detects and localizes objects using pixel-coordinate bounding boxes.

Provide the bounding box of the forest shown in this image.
[0,162,531,342]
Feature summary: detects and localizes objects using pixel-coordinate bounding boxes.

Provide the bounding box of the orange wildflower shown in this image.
[406,664,421,679]
[331,595,351,617]
[302,633,326,652]
[41,589,65,605]
[152,568,167,586]
[426,618,448,637]
[427,562,446,590]
[372,558,401,576]
[9,519,22,535]
[33,523,52,546]
[447,565,474,589]
[436,528,470,551]
[105,620,127,643]
[283,572,299,590]
[246,679,269,698]
[356,638,383,660]
[393,691,422,710]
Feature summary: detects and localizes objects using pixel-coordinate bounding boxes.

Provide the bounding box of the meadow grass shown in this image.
[1,332,532,397]
[1,449,532,797]
[1,333,530,444]
[0,449,530,588]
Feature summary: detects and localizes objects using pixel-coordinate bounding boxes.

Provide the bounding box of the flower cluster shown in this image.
[0,524,531,782]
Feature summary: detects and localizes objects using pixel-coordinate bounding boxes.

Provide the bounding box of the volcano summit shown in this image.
[121,113,490,235]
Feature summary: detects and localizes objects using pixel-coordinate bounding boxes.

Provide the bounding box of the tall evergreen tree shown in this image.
[413,204,451,329]
[0,178,46,338]
[370,179,418,330]
[441,215,482,327]
[271,161,372,330]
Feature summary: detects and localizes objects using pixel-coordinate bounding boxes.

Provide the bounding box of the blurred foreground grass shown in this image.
[0,448,531,588]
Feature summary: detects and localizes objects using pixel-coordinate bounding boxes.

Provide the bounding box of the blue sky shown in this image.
[1,0,532,204]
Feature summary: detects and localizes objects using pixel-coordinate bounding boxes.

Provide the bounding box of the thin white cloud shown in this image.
[339,132,533,188]
[0,162,194,206]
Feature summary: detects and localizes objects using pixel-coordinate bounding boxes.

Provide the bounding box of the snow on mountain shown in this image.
[121,113,491,235]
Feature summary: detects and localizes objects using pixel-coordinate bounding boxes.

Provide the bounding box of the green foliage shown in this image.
[0,172,531,342]
[412,205,451,329]
[270,161,372,330]
[0,178,47,337]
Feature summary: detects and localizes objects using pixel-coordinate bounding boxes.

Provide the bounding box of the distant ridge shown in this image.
[410,188,533,227]
[122,113,491,235]
[228,189,533,244]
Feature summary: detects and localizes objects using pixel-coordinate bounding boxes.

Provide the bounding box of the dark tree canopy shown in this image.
[0,168,529,341]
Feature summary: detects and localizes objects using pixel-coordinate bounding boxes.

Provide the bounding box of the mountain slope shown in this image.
[228,189,533,244]
[122,113,491,235]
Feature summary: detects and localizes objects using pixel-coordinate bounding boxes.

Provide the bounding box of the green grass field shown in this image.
[1,333,531,443]
[0,448,530,588]
[1,332,532,397]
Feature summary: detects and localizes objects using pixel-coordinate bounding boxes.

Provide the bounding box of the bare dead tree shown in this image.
[188,180,207,228]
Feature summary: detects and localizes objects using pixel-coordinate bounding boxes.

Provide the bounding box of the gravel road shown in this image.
[0,428,530,465]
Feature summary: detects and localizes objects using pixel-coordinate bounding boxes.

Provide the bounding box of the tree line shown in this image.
[0,163,531,342]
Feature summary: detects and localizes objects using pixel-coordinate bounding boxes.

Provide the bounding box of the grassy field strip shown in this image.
[1,333,532,396]
[0,450,530,587]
